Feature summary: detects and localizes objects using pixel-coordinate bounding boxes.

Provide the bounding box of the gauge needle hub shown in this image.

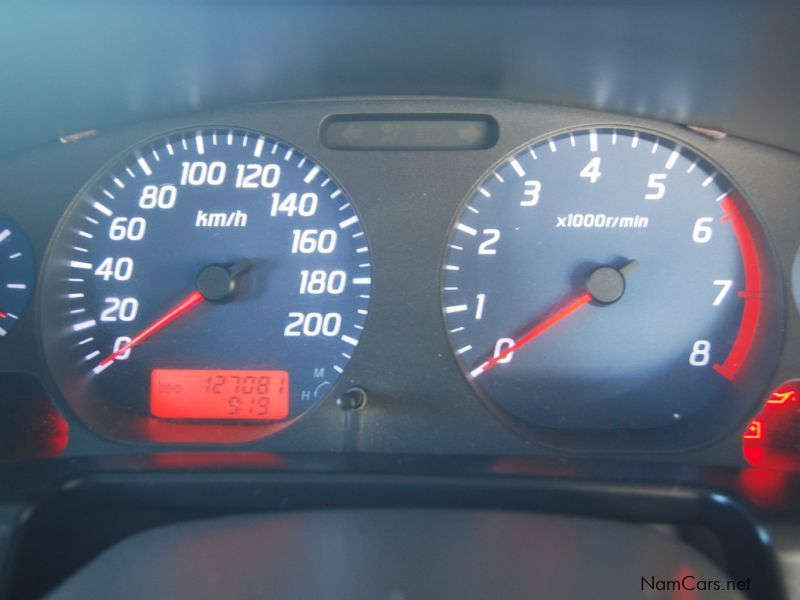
[474,259,638,377]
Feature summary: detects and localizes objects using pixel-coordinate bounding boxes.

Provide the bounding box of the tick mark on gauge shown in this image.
[73,319,96,332]
[304,166,320,183]
[665,149,680,170]
[70,261,93,270]
[253,137,265,158]
[137,157,152,176]
[478,188,491,198]
[341,335,359,346]
[510,159,526,177]
[445,304,468,314]
[339,216,359,229]
[457,223,478,236]
[92,201,113,217]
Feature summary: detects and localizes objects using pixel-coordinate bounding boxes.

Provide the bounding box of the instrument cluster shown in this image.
[0,98,798,466]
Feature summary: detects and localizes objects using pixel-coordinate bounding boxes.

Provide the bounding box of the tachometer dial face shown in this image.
[442,127,782,450]
[41,128,371,443]
[0,216,35,337]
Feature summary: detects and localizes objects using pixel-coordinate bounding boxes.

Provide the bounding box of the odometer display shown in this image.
[151,369,289,421]
[41,128,371,443]
[442,127,782,450]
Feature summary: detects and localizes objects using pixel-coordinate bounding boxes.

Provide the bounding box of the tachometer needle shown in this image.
[475,292,593,377]
[472,259,639,378]
[95,290,204,372]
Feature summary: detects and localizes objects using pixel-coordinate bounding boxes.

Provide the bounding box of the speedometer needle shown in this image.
[473,259,639,378]
[0,311,7,319]
[96,291,204,371]
[94,259,253,373]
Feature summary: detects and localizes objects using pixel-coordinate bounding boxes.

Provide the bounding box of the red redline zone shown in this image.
[713,194,763,381]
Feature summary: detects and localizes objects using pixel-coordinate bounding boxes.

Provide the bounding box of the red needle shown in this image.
[476,292,593,376]
[0,311,7,319]
[97,290,204,369]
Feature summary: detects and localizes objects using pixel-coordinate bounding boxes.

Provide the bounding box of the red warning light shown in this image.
[743,380,800,469]
[151,369,290,421]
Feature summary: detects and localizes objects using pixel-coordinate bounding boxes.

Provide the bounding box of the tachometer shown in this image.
[41,128,371,443]
[442,127,782,450]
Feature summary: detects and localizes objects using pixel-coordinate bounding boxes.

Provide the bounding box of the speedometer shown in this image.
[442,127,783,450]
[41,128,371,444]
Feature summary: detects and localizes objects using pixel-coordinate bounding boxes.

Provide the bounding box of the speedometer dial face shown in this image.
[41,128,371,443]
[442,127,782,450]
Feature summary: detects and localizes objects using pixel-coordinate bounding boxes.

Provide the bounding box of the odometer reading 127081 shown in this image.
[442,127,782,450]
[41,128,371,443]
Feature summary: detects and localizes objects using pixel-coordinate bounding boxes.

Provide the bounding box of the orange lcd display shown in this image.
[151,369,289,421]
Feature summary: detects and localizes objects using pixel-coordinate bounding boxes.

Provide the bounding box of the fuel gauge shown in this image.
[0,216,35,337]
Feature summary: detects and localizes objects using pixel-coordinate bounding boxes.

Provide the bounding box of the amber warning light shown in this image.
[151,369,290,421]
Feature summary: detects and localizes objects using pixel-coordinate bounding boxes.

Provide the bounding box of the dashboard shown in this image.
[1,1,799,599]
